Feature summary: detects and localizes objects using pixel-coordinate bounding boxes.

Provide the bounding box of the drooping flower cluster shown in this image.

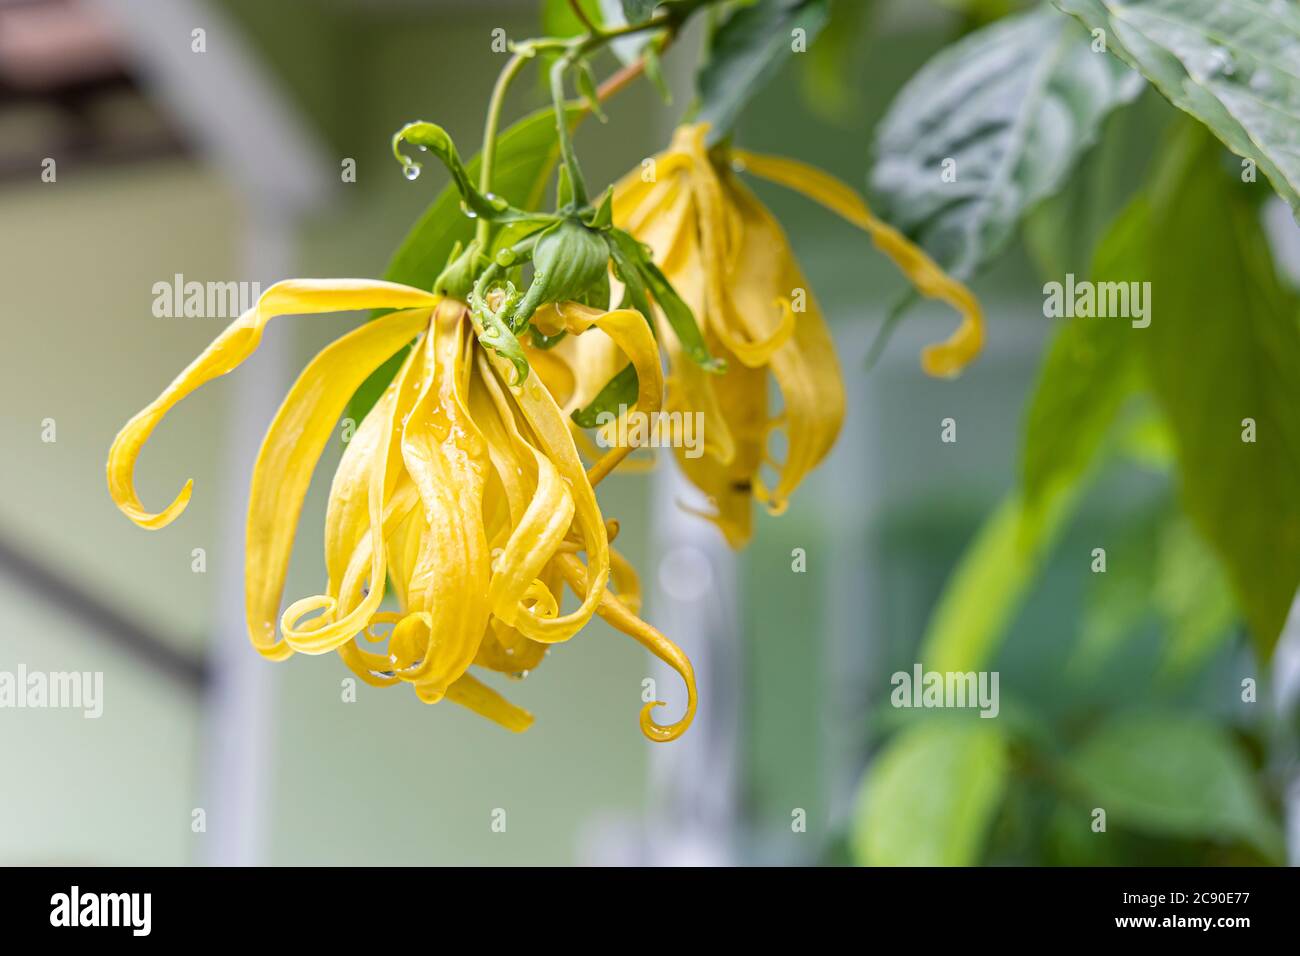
[109,281,693,740]
[612,124,983,545]
[108,114,982,741]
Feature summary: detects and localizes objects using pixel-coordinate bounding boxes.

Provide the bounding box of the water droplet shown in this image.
[403,164,421,181]
[485,192,508,211]
[459,200,478,219]
[1205,46,1236,79]
[417,144,428,152]
[496,248,516,267]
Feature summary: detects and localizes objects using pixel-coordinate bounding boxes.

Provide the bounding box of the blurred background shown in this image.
[0,0,1294,865]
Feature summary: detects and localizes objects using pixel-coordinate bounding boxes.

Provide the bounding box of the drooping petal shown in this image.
[443,672,534,733]
[732,149,984,377]
[107,278,440,529]
[532,303,664,486]
[280,311,430,654]
[727,180,845,513]
[245,307,430,660]
[395,302,493,697]
[556,553,696,743]
[476,328,611,645]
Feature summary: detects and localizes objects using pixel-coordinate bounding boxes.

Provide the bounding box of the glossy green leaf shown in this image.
[1065,712,1283,860]
[852,721,1008,866]
[868,5,1142,279]
[1056,0,1300,214]
[1134,124,1300,659]
[696,0,830,141]
[348,107,576,422]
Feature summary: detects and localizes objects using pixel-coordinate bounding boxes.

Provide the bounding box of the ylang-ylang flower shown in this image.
[108,279,695,741]
[612,124,984,546]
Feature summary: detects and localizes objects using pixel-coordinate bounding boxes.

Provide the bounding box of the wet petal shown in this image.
[245,307,430,659]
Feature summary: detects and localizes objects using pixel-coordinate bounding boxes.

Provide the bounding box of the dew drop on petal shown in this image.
[403,164,421,181]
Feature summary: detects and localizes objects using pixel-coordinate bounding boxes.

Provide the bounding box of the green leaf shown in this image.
[597,0,656,66]
[1021,200,1146,538]
[923,242,1142,675]
[1055,0,1300,214]
[1065,712,1284,861]
[572,362,639,428]
[798,0,873,125]
[348,106,576,422]
[542,0,604,37]
[1153,517,1239,677]
[696,0,830,142]
[868,5,1143,279]
[1072,515,1160,671]
[920,491,1072,673]
[1134,124,1300,659]
[851,721,1008,866]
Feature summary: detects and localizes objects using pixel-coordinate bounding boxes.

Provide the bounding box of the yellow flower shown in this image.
[613,124,983,546]
[107,279,694,741]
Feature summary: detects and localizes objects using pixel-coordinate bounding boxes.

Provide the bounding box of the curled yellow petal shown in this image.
[107,278,440,530]
[557,553,695,743]
[732,149,983,377]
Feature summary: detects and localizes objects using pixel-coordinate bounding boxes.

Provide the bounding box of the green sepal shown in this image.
[584,187,614,230]
[576,62,608,123]
[393,120,547,224]
[571,362,639,429]
[608,227,723,372]
[434,239,490,299]
[508,219,610,331]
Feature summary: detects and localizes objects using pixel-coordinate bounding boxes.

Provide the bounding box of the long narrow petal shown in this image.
[245,307,430,660]
[443,672,534,733]
[725,182,845,513]
[557,553,695,742]
[280,318,428,653]
[396,303,492,695]
[477,332,611,645]
[732,149,984,377]
[108,279,440,529]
